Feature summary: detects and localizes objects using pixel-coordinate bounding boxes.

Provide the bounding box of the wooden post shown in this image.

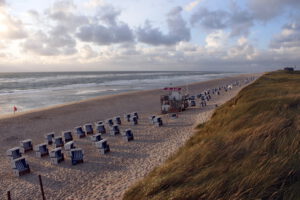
[7,191,11,200]
[38,175,46,200]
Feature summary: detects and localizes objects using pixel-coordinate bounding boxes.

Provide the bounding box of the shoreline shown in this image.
[0,73,260,200]
[0,73,258,120]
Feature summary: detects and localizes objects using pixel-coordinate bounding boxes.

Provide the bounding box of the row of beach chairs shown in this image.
[6,112,143,176]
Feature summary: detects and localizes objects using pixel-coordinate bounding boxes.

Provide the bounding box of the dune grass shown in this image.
[123,70,300,200]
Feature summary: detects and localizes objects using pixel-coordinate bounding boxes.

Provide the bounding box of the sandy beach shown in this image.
[0,74,259,200]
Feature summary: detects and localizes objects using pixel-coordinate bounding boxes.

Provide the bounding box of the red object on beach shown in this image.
[13,106,17,112]
[163,87,182,91]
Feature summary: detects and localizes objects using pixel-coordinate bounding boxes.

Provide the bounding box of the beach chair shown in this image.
[106,119,114,127]
[131,116,138,125]
[64,141,76,157]
[96,124,106,134]
[44,132,55,145]
[90,134,102,142]
[62,131,73,143]
[70,148,84,165]
[84,123,94,135]
[20,139,33,153]
[170,113,178,119]
[123,129,134,141]
[11,157,30,176]
[110,125,120,135]
[34,143,49,157]
[50,147,64,164]
[132,112,139,120]
[154,117,163,127]
[95,139,110,154]
[149,115,156,124]
[124,113,131,122]
[52,136,64,148]
[114,116,122,125]
[6,147,22,161]
[75,126,86,138]
[190,100,196,107]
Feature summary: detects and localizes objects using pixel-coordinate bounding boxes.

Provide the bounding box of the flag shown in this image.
[13,106,17,113]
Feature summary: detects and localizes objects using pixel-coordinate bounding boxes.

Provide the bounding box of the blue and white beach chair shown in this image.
[75,126,86,138]
[50,147,64,164]
[123,129,134,141]
[110,125,120,135]
[52,136,64,148]
[95,139,110,154]
[11,157,30,176]
[70,148,84,165]
[20,139,33,153]
[96,124,106,134]
[84,123,94,135]
[34,143,49,157]
[6,147,22,161]
[44,132,55,145]
[62,131,73,143]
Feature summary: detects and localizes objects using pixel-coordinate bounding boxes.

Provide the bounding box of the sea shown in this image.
[0,71,239,115]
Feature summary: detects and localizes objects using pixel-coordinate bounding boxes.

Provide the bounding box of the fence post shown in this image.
[38,175,46,200]
[7,191,11,200]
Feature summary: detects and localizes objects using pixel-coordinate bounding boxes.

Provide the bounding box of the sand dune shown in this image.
[0,74,259,200]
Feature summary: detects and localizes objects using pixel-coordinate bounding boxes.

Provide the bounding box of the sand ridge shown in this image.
[0,74,259,200]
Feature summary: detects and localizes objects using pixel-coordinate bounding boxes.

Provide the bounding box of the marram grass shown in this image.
[124,70,300,200]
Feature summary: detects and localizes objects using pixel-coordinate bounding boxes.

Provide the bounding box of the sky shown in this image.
[0,0,299,72]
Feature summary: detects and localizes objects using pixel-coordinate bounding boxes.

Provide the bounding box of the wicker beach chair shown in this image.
[149,115,156,124]
[70,148,84,165]
[131,116,138,125]
[64,141,76,157]
[124,113,131,122]
[123,129,134,141]
[62,131,73,143]
[110,125,120,135]
[114,116,122,125]
[90,133,102,142]
[75,126,86,138]
[106,119,114,127]
[84,123,94,135]
[34,143,49,157]
[6,147,22,161]
[52,136,64,148]
[45,132,55,145]
[11,157,30,176]
[96,124,106,134]
[95,139,110,154]
[132,112,139,120]
[190,100,196,107]
[50,147,64,164]
[20,139,33,153]
[155,117,163,127]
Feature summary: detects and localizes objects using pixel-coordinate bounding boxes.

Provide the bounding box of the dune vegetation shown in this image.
[123,70,300,200]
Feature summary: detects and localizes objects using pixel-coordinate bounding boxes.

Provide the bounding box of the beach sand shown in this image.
[0,74,259,200]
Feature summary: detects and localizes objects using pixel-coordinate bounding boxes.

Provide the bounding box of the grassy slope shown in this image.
[124,71,300,200]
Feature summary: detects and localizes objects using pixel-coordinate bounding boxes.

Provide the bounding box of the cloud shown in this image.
[137,6,190,46]
[191,4,253,37]
[0,7,27,39]
[247,0,300,21]
[270,22,300,49]
[0,0,5,7]
[184,0,202,11]
[76,4,134,45]
[22,28,77,56]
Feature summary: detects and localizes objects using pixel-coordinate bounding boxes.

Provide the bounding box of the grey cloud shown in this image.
[0,0,5,6]
[270,22,300,49]
[191,5,253,37]
[190,8,229,29]
[76,22,134,45]
[137,6,190,46]
[76,5,134,45]
[95,5,121,26]
[22,29,77,56]
[248,0,300,21]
